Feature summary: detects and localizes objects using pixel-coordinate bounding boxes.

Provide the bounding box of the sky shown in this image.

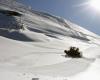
[18,0,100,35]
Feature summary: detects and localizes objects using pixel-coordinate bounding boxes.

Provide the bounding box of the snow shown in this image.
[0,0,100,80]
[68,58,100,80]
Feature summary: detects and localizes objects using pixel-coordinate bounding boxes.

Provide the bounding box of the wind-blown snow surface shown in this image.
[0,0,100,80]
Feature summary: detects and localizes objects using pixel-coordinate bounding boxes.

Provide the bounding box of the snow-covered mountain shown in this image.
[0,0,100,80]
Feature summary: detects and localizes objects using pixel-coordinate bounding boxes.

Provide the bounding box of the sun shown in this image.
[89,0,100,11]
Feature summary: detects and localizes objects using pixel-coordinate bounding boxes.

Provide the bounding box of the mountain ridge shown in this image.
[0,0,100,43]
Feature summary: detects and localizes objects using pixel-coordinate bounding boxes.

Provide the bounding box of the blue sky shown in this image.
[19,0,100,35]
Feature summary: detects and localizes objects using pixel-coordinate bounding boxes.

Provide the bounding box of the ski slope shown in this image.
[0,0,100,80]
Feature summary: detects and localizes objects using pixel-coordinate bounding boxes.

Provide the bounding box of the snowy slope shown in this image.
[0,0,100,80]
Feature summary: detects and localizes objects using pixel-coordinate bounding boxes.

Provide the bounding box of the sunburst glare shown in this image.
[89,0,100,12]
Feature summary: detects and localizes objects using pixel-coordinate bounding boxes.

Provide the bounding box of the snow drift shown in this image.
[0,0,100,80]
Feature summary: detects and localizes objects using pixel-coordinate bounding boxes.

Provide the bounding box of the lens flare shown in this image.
[89,0,100,11]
